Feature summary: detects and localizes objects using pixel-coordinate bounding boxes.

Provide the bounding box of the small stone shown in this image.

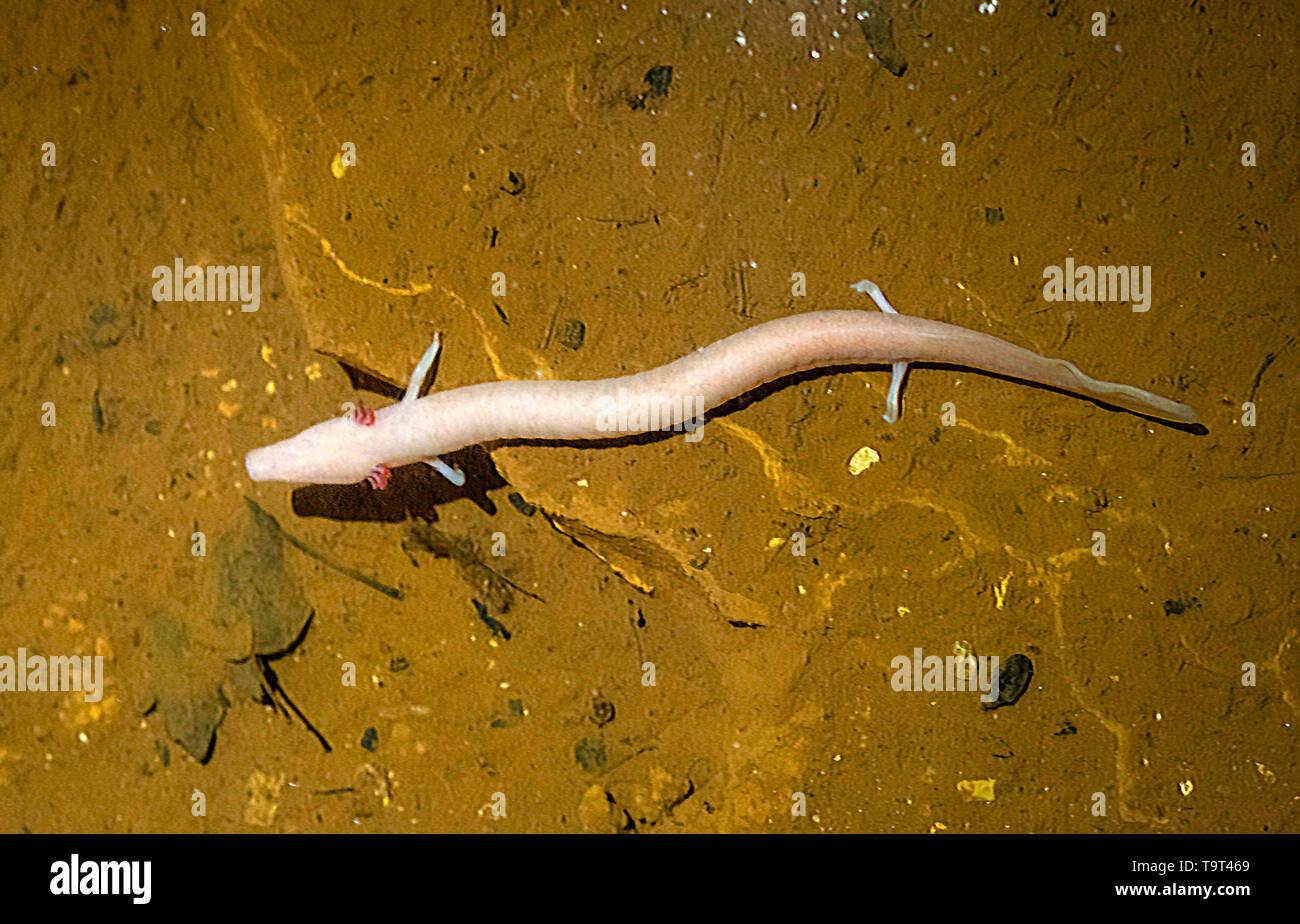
[983,653,1033,710]
[644,65,673,97]
[591,695,615,728]
[558,319,586,350]
[848,445,880,474]
[507,492,536,516]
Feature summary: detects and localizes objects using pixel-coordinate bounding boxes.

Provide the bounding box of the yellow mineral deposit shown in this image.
[848,444,881,475]
[957,778,996,802]
[244,770,286,827]
[993,573,1012,610]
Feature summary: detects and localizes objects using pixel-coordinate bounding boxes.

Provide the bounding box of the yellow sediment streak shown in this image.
[955,419,1049,468]
[437,285,554,382]
[283,203,432,297]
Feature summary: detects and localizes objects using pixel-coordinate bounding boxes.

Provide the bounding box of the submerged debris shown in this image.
[857,1,908,77]
[144,499,327,763]
[628,64,673,110]
[474,598,511,640]
[983,653,1034,710]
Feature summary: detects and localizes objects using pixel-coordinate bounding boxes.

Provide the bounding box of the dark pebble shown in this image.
[644,65,673,98]
[507,492,536,516]
[558,319,585,350]
[92,388,105,433]
[591,695,615,728]
[983,653,1033,710]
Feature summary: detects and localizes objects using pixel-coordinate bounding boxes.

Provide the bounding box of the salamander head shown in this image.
[245,410,389,485]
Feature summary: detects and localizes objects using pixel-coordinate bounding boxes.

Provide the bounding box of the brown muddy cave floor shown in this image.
[0,2,1297,832]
